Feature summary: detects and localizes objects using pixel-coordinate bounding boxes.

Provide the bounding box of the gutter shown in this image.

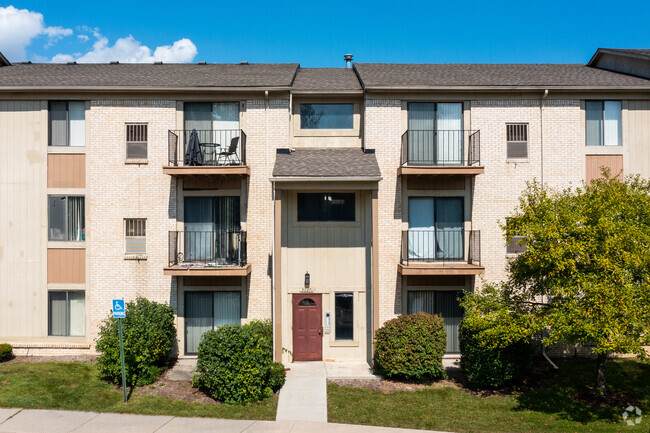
[270,176,383,182]
[362,85,650,92]
[0,86,293,93]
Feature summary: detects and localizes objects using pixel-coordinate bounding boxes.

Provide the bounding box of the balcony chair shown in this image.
[217,136,240,165]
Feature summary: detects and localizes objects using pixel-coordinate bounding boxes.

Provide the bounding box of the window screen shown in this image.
[297,193,355,222]
[300,104,353,129]
[126,124,148,159]
[335,293,353,341]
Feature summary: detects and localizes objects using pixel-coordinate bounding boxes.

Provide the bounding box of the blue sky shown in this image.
[1,0,649,66]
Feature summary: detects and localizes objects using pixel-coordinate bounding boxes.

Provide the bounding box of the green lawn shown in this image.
[0,362,277,420]
[328,358,650,432]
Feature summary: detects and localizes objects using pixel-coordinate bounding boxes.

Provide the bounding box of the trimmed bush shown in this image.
[192,320,285,404]
[0,343,12,362]
[459,318,533,389]
[373,313,447,381]
[96,297,176,387]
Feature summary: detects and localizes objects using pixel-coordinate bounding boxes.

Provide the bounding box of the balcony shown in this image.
[163,129,250,176]
[398,229,484,275]
[164,230,251,276]
[398,130,484,175]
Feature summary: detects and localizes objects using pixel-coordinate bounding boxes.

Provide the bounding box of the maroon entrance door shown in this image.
[292,294,322,361]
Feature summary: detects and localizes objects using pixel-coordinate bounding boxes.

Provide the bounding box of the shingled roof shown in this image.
[272,148,381,179]
[353,63,650,89]
[291,68,362,92]
[0,63,299,89]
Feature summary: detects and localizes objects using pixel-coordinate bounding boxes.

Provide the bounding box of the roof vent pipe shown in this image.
[344,54,353,68]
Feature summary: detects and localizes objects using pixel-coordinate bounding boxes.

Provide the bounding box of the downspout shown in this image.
[540,89,548,186]
[265,90,273,359]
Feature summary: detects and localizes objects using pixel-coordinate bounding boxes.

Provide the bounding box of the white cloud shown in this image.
[77,34,89,42]
[53,34,198,63]
[0,6,73,60]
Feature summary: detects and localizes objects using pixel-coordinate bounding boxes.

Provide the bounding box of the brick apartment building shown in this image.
[0,48,648,362]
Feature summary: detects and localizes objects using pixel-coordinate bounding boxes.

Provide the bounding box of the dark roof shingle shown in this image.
[272,148,381,178]
[0,63,299,88]
[354,63,650,89]
[292,68,362,91]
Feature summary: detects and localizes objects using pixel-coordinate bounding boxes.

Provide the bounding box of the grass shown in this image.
[0,362,277,420]
[328,358,650,432]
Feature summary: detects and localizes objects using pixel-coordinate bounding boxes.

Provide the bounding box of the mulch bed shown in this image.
[130,376,219,405]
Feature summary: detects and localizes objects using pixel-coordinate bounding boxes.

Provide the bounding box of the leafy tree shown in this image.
[471,173,650,394]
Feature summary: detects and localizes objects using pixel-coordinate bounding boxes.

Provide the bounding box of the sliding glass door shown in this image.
[408,290,463,352]
[408,197,464,261]
[185,291,241,354]
[184,103,240,163]
[184,197,240,264]
[407,102,463,165]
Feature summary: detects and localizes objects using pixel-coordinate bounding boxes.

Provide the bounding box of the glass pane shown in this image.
[184,197,214,262]
[408,103,435,165]
[603,101,622,146]
[435,198,464,259]
[297,193,354,222]
[299,298,317,306]
[434,291,463,353]
[185,292,213,354]
[300,104,353,129]
[49,292,68,336]
[48,196,67,241]
[407,291,435,315]
[68,292,85,337]
[585,101,603,146]
[212,103,240,160]
[184,103,212,152]
[213,291,241,328]
[408,198,435,260]
[335,293,353,341]
[67,197,85,241]
[68,102,85,147]
[436,103,463,164]
[49,101,68,146]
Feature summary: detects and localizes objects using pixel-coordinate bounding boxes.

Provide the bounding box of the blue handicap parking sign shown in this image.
[112,299,126,318]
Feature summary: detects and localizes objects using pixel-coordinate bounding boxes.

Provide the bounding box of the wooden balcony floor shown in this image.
[398,262,485,276]
[163,165,250,176]
[398,165,484,176]
[164,263,251,276]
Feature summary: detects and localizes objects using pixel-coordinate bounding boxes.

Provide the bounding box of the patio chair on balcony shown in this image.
[217,136,240,165]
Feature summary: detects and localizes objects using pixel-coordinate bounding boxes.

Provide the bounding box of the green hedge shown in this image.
[0,343,12,362]
[373,313,447,381]
[95,297,176,387]
[192,320,285,404]
[459,319,533,389]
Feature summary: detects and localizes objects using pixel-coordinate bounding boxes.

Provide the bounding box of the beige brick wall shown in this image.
[87,100,177,351]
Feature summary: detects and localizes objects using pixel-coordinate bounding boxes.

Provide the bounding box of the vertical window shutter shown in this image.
[585,101,604,146]
[68,102,86,147]
[49,101,68,146]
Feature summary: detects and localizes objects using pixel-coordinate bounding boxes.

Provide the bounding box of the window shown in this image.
[48,291,85,336]
[49,101,85,147]
[506,123,528,158]
[407,290,462,353]
[335,293,353,341]
[125,219,146,255]
[408,197,464,260]
[48,196,85,241]
[300,104,353,129]
[126,124,148,159]
[586,101,621,146]
[297,193,355,222]
[184,291,241,354]
[506,236,527,254]
[407,102,463,165]
[184,102,240,148]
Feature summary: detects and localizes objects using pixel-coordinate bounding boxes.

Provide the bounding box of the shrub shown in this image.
[459,318,534,389]
[373,313,447,381]
[96,297,176,387]
[192,320,286,404]
[0,343,12,362]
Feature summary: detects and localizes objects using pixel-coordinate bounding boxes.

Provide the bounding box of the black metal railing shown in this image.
[401,229,480,266]
[401,130,480,166]
[169,230,247,267]
[168,129,247,166]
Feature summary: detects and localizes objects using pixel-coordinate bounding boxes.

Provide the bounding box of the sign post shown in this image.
[112,299,127,403]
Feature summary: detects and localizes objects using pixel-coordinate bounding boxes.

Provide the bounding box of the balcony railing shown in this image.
[401,130,480,166]
[168,129,247,166]
[169,230,247,267]
[401,229,480,266]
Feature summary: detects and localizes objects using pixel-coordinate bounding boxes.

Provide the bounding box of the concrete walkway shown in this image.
[276,362,328,423]
[0,409,451,433]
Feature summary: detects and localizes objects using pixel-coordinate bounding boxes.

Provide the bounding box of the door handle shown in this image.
[318,328,322,335]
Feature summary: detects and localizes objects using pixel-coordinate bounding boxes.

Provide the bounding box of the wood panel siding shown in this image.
[626,101,650,178]
[47,154,86,188]
[407,175,466,190]
[0,100,48,338]
[182,276,242,286]
[47,249,86,284]
[183,177,241,190]
[586,155,623,183]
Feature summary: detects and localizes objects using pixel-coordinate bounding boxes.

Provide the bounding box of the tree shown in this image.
[475,173,650,394]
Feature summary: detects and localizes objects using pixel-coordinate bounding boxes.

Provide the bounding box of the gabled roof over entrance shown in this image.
[272,148,381,181]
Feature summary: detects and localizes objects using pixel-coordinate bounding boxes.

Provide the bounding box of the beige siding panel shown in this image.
[0,100,48,338]
[47,154,86,188]
[627,101,650,178]
[47,249,86,284]
[586,155,624,183]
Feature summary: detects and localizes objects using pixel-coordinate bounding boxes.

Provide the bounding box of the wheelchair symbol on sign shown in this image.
[112,299,126,318]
